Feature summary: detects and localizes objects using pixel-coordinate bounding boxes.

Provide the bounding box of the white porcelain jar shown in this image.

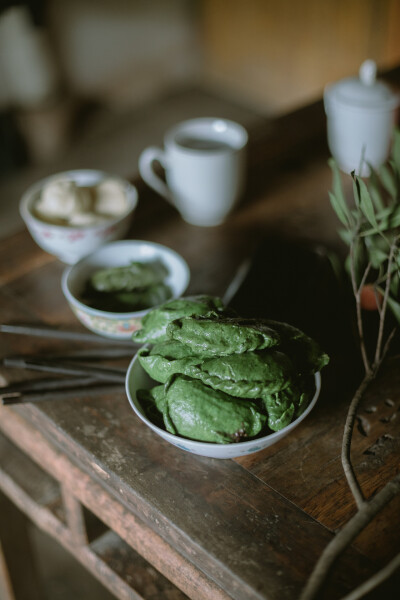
[324,60,399,175]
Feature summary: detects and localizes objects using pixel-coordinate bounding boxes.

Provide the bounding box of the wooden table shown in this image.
[0,92,399,600]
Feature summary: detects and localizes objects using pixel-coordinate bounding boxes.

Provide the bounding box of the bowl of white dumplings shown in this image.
[20,170,138,264]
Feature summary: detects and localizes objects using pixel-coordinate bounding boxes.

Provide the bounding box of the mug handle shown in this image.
[138,147,174,205]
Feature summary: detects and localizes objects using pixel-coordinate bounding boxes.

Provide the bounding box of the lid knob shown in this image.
[359,59,377,86]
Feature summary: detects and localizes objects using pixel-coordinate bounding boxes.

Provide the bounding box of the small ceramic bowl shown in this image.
[20,169,138,264]
[125,354,321,459]
[61,240,190,339]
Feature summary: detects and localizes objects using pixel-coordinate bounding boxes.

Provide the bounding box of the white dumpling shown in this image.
[35,178,91,220]
[94,179,128,216]
[68,213,109,226]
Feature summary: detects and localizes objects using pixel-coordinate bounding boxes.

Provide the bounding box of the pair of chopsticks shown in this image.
[0,323,137,405]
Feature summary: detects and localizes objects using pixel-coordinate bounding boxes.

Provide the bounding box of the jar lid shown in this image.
[324,60,399,112]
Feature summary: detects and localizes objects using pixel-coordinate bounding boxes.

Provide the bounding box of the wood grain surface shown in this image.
[0,93,399,599]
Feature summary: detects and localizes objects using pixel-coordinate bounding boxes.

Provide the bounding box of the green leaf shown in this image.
[390,272,399,297]
[389,203,400,228]
[365,236,389,269]
[387,295,400,326]
[374,206,394,221]
[391,128,400,179]
[344,254,352,277]
[351,238,368,286]
[379,163,397,200]
[352,172,361,209]
[338,228,353,245]
[360,218,390,237]
[367,164,385,211]
[324,249,344,283]
[329,192,351,227]
[328,159,353,227]
[357,176,379,230]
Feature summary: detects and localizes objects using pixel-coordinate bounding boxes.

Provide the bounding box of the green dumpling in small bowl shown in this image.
[265,320,329,375]
[138,341,202,383]
[90,259,169,292]
[167,315,280,357]
[154,375,267,444]
[139,343,293,399]
[196,350,293,398]
[263,375,315,431]
[132,295,225,344]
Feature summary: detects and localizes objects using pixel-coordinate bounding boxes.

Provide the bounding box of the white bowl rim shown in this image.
[61,239,191,319]
[125,351,322,454]
[20,169,138,231]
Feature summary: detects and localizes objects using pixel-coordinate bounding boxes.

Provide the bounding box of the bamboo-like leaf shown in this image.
[344,254,352,277]
[351,172,360,209]
[374,206,394,220]
[329,192,351,227]
[338,228,353,245]
[357,176,379,230]
[351,238,368,286]
[324,250,344,283]
[389,203,400,228]
[379,163,397,200]
[390,272,399,297]
[360,219,390,237]
[367,164,385,211]
[391,129,400,179]
[365,242,389,269]
[328,159,353,227]
[386,295,400,326]
[365,233,390,267]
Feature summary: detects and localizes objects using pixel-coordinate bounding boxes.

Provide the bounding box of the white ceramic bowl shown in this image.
[20,169,138,264]
[125,353,321,459]
[61,240,190,339]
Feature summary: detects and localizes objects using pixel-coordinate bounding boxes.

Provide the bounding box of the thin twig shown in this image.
[349,241,370,374]
[341,371,377,508]
[222,257,252,306]
[356,262,371,295]
[341,322,396,510]
[380,327,397,363]
[299,473,400,600]
[338,552,400,600]
[374,238,397,365]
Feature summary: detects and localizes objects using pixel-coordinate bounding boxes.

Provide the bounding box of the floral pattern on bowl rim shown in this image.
[70,304,143,338]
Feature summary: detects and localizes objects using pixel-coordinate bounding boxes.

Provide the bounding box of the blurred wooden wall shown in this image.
[200,0,400,115]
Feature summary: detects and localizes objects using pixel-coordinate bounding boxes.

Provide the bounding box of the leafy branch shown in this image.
[300,129,400,599]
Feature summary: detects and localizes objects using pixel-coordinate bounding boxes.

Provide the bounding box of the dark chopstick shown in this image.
[0,323,138,347]
[1,383,125,405]
[3,347,136,362]
[222,257,252,306]
[3,357,127,383]
[0,375,105,395]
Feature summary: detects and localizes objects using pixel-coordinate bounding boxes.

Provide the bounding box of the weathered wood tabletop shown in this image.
[0,92,399,600]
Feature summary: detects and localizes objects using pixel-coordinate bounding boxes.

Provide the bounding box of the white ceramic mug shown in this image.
[138,118,248,226]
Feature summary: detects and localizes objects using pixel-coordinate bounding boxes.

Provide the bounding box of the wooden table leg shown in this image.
[0,490,45,600]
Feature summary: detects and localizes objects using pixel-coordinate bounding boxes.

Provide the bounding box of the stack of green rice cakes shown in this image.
[132,296,329,444]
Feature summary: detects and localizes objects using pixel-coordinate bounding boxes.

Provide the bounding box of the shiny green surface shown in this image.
[167,316,280,357]
[91,260,168,292]
[162,376,267,443]
[132,295,224,343]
